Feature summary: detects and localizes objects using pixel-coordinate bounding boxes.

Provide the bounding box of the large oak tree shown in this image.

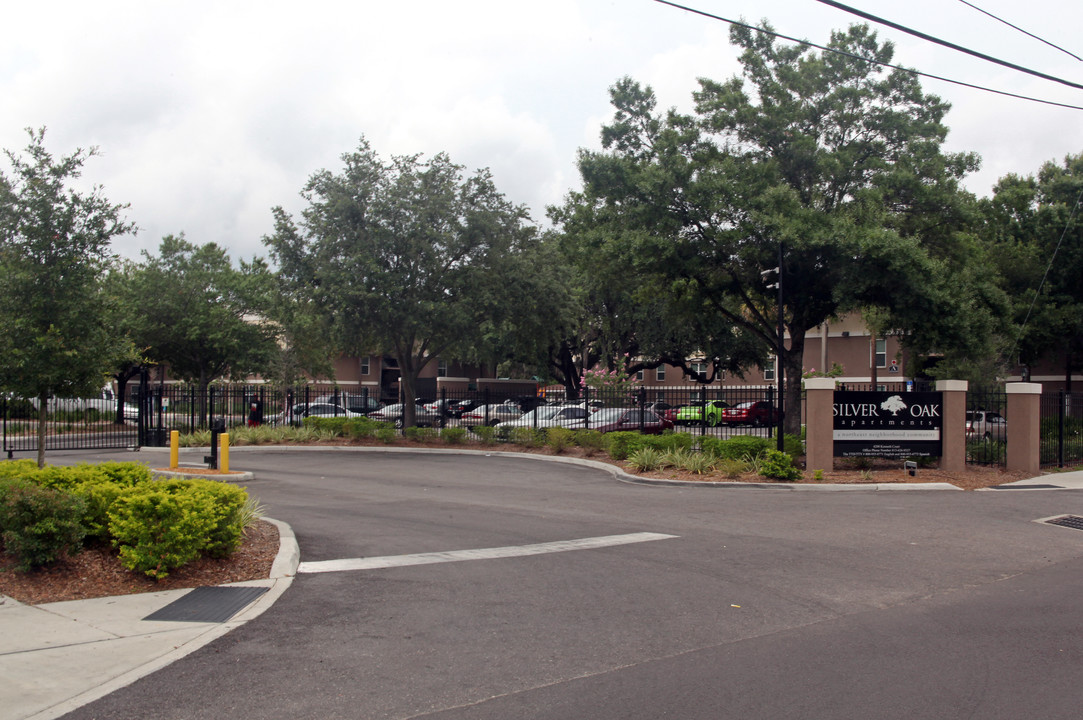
[265,139,538,427]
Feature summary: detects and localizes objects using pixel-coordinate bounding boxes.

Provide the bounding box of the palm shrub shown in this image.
[679,451,717,475]
[716,457,749,478]
[626,447,664,472]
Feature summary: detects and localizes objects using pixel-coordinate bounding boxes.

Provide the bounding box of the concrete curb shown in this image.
[26,517,299,720]
[144,444,966,491]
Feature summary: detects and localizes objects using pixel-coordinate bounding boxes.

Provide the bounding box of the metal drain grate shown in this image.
[1045,515,1083,531]
[144,586,268,623]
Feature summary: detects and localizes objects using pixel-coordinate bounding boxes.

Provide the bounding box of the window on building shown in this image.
[763,356,776,381]
[438,359,448,377]
[874,339,887,368]
[360,357,370,376]
[656,366,666,382]
[636,369,644,382]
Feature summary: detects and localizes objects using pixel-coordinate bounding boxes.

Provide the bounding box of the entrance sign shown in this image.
[833,391,943,458]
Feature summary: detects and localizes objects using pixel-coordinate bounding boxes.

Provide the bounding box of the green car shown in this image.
[674,400,729,426]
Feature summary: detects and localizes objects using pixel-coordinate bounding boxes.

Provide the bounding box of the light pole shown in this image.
[761,242,785,452]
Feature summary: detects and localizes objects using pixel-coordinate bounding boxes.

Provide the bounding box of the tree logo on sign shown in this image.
[881,395,907,416]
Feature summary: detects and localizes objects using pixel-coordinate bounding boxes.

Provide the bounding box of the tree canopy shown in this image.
[118,235,278,395]
[0,128,135,465]
[265,138,539,426]
[558,23,1005,431]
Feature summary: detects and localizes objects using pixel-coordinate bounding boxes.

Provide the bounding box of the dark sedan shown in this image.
[589,407,674,434]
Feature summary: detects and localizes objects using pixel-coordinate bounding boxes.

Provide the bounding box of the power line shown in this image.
[813,0,1083,90]
[956,0,1083,63]
[650,0,1083,111]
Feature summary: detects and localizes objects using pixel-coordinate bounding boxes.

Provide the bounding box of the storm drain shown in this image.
[143,586,268,623]
[1044,515,1083,532]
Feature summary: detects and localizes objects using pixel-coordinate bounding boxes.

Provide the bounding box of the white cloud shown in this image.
[2,0,1081,260]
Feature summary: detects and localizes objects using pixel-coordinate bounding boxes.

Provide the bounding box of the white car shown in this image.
[496,405,590,430]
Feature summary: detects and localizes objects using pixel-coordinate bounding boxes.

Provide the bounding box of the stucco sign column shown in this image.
[1005,382,1042,475]
[936,380,968,472]
[805,378,836,473]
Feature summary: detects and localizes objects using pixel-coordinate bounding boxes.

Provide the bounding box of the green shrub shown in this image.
[605,432,644,461]
[626,447,664,472]
[697,436,726,458]
[783,434,804,458]
[574,430,606,453]
[108,478,249,578]
[759,449,802,481]
[0,459,38,481]
[306,416,350,436]
[547,427,575,453]
[510,427,545,448]
[0,479,87,571]
[717,457,749,478]
[473,425,496,445]
[23,462,153,543]
[376,426,397,444]
[659,448,689,469]
[717,435,770,461]
[680,451,716,475]
[441,426,467,444]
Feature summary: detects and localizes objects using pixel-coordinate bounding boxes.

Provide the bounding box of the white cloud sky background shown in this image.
[3,0,1082,261]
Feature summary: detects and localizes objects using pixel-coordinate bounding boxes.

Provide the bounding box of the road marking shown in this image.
[297,532,679,574]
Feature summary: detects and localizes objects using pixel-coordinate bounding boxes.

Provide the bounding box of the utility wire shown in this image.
[650,0,1083,111]
[957,0,1083,63]
[813,0,1083,90]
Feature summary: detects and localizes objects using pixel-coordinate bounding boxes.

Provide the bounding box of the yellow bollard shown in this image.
[170,430,180,469]
[220,432,230,473]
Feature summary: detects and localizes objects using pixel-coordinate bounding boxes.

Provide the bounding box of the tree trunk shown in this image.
[782,338,805,437]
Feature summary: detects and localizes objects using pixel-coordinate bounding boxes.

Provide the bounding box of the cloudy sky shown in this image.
[3,0,1082,261]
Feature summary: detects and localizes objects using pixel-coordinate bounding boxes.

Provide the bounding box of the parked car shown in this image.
[270,402,363,426]
[496,405,590,430]
[461,402,524,428]
[446,399,480,417]
[313,393,382,415]
[718,401,783,426]
[674,400,730,426]
[966,410,1006,441]
[368,403,443,428]
[590,407,674,434]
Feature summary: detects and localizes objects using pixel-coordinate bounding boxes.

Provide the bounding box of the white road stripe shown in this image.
[297,532,679,574]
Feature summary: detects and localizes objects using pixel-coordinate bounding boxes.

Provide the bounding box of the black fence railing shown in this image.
[967,390,1007,467]
[1041,391,1082,468]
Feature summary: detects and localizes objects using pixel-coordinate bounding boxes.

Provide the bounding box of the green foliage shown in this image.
[0,129,136,466]
[546,426,575,453]
[441,426,467,445]
[307,416,351,435]
[265,138,539,430]
[604,431,644,461]
[679,451,716,475]
[404,426,438,442]
[510,427,545,448]
[626,447,664,472]
[717,457,749,479]
[108,478,248,578]
[783,434,805,458]
[759,450,802,481]
[472,424,497,445]
[714,436,771,461]
[0,478,87,570]
[116,235,278,393]
[376,426,397,444]
[573,429,606,452]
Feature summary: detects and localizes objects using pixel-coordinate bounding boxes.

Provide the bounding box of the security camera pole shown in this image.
[761,242,785,452]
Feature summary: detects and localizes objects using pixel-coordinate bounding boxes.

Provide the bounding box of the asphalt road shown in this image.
[49,447,1083,719]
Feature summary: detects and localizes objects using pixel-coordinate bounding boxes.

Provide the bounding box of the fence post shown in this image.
[1006,382,1042,475]
[804,378,835,473]
[936,380,968,472]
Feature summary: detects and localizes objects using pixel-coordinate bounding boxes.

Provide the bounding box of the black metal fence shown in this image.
[967,390,1007,466]
[1041,391,1082,468]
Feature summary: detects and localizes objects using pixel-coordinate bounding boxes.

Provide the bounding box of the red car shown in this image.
[718,401,782,426]
[589,408,674,434]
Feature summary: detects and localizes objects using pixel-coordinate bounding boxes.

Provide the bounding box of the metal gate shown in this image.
[2,391,143,459]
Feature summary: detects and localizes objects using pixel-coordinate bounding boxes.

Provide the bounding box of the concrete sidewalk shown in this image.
[0,518,299,720]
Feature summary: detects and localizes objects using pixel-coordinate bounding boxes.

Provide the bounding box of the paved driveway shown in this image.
[54,447,1083,719]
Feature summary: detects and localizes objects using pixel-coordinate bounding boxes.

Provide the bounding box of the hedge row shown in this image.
[0,460,253,579]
